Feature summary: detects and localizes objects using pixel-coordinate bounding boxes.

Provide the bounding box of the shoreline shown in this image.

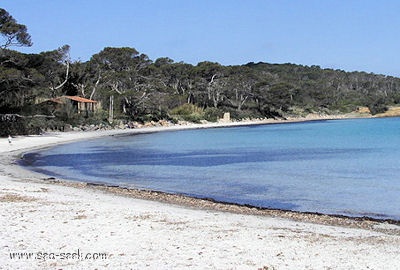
[13,115,400,225]
[5,116,400,228]
[55,179,400,229]
[2,116,400,269]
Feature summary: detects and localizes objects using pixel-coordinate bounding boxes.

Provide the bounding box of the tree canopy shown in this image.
[0,8,32,49]
[1,8,400,135]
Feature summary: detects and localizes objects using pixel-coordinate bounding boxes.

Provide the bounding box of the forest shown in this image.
[1,8,400,136]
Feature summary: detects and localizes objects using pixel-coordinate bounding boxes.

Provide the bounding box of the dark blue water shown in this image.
[21,118,400,220]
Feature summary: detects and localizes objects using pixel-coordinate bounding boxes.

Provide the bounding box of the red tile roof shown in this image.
[64,96,97,103]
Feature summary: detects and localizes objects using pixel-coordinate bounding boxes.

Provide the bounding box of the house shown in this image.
[39,96,98,116]
[62,96,97,114]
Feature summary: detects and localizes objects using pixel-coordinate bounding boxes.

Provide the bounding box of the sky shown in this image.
[3,0,400,77]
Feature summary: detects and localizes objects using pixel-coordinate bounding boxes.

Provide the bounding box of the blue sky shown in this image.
[3,0,400,76]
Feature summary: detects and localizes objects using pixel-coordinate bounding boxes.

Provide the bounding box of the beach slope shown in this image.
[1,127,400,269]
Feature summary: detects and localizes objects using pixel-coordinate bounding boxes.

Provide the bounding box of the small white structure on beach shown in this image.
[219,112,231,123]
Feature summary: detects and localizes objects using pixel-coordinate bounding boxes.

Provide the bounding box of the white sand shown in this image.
[1,124,400,269]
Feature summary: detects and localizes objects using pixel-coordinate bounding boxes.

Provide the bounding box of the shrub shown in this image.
[367,98,388,115]
[204,107,223,122]
[170,104,205,123]
[170,104,202,115]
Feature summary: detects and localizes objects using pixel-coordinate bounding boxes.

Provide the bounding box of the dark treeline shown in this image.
[1,8,400,135]
[2,46,399,117]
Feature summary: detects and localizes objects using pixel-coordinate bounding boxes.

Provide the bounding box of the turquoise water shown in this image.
[21,118,400,220]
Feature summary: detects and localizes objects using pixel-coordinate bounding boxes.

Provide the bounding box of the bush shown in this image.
[76,110,109,125]
[204,107,223,122]
[0,116,66,136]
[170,104,205,123]
[54,100,76,123]
[367,98,388,115]
[230,109,263,120]
[170,103,202,115]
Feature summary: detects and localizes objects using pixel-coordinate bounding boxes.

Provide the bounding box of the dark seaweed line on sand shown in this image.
[41,177,400,233]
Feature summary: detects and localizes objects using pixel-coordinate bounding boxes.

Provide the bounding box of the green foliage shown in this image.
[170,104,205,123]
[0,8,32,48]
[170,103,202,115]
[72,110,109,126]
[26,117,60,133]
[2,12,400,134]
[367,97,389,115]
[133,110,171,123]
[204,107,223,122]
[0,116,65,136]
[54,100,76,123]
[228,109,263,120]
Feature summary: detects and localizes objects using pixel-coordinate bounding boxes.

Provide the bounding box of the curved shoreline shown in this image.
[67,180,400,230]
[2,118,400,269]
[4,117,400,231]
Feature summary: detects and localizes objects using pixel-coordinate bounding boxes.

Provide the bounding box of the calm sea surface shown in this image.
[21,117,400,220]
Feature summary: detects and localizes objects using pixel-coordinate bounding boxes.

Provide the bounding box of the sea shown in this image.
[20,117,400,220]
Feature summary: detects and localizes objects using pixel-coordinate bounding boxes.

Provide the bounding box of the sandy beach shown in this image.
[1,120,400,269]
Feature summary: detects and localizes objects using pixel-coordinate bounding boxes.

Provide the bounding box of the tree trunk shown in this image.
[108,95,114,123]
